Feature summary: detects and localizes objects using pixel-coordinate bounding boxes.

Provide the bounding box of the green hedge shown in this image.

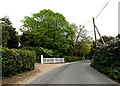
[90,38,120,82]
[21,47,53,63]
[64,56,83,62]
[2,47,36,78]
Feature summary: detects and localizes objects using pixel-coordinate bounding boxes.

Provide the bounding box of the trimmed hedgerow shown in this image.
[90,37,120,82]
[2,47,36,78]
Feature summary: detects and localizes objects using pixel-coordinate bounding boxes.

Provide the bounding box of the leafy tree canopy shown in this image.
[0,16,19,48]
[20,9,75,56]
[70,24,92,43]
[70,24,92,58]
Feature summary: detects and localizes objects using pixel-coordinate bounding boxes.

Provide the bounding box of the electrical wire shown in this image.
[83,18,92,25]
[96,0,111,19]
[82,0,111,25]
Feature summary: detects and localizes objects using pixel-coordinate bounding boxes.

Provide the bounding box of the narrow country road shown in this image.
[29,60,119,85]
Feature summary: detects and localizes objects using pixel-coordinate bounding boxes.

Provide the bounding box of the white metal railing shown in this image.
[41,55,64,64]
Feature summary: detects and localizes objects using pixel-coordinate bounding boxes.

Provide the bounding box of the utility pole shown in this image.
[93,18,97,46]
[93,17,105,46]
[95,25,105,44]
[92,0,110,46]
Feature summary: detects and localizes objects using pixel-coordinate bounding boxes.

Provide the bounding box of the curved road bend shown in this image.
[29,60,119,85]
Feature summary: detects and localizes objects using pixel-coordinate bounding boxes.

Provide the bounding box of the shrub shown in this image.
[64,56,83,62]
[73,56,83,61]
[64,56,73,62]
[2,47,36,78]
[109,67,120,81]
[90,36,120,82]
[21,47,53,62]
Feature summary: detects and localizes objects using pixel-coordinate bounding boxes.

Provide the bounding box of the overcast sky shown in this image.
[0,0,119,39]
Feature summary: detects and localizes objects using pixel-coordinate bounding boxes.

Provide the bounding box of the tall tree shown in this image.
[0,16,19,48]
[70,24,92,58]
[75,25,92,43]
[20,9,75,56]
[72,42,90,57]
[70,24,92,43]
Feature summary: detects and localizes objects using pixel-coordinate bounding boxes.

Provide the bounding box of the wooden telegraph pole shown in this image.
[93,18,97,46]
[93,18,105,46]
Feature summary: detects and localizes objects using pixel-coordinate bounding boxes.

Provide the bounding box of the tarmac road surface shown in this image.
[29,60,119,85]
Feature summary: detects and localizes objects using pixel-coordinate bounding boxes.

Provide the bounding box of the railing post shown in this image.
[53,58,55,64]
[63,58,64,63]
[41,55,43,64]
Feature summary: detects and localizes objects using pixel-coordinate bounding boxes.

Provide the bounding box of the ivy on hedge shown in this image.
[90,38,120,82]
[2,47,36,78]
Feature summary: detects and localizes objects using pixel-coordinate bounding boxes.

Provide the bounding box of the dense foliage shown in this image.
[90,35,115,59]
[90,34,120,82]
[19,9,92,61]
[71,42,91,58]
[97,35,114,43]
[63,56,83,62]
[2,47,36,77]
[22,47,53,62]
[0,16,19,48]
[70,24,92,58]
[20,9,75,57]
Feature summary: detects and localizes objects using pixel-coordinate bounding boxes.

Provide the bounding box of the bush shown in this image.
[21,47,53,62]
[64,56,83,62]
[109,67,120,81]
[90,36,120,82]
[2,47,36,78]
[64,56,73,62]
[73,56,83,61]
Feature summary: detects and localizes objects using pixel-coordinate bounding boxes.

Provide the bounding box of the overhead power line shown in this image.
[82,0,111,25]
[83,18,92,25]
[96,0,111,19]
[93,0,111,45]
[82,19,92,26]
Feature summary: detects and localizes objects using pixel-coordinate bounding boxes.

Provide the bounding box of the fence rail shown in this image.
[41,55,64,64]
[43,58,64,63]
